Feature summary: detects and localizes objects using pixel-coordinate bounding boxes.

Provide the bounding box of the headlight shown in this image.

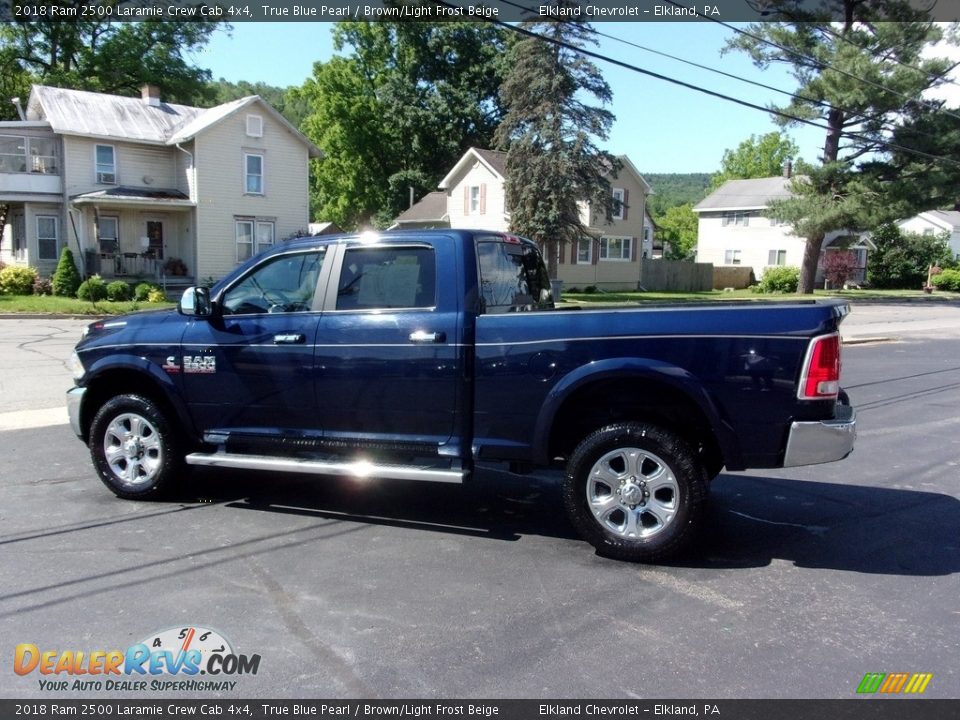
[67,350,85,382]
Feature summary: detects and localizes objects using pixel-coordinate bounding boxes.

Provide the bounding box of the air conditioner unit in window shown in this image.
[97,172,116,184]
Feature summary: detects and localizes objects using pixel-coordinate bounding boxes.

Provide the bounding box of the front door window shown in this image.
[147,221,164,260]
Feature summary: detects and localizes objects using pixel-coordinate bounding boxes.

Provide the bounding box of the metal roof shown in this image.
[693,177,795,212]
[26,85,322,157]
[28,85,205,144]
[70,186,194,207]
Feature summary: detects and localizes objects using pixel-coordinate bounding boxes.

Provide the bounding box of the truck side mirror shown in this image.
[178,286,213,318]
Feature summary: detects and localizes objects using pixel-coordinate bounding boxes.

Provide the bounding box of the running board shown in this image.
[184,452,467,484]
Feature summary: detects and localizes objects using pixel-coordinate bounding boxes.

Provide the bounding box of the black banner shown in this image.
[1,700,959,720]
[2,0,960,23]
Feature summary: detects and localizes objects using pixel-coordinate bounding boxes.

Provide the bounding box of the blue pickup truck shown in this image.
[67,229,856,561]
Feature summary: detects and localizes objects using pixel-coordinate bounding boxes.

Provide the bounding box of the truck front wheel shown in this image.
[89,394,182,499]
[563,422,707,562]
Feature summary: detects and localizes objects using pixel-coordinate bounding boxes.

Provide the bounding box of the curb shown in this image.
[843,336,895,345]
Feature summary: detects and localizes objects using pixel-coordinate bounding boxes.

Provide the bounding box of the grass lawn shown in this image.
[563,288,960,304]
[0,294,175,315]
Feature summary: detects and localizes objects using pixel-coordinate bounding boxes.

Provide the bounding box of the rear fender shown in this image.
[531,357,742,468]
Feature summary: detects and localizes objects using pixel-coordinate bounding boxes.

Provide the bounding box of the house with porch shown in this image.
[391,147,657,290]
[693,172,872,286]
[0,84,321,285]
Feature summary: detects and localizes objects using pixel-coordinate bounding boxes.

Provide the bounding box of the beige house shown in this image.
[0,84,321,283]
[393,147,656,290]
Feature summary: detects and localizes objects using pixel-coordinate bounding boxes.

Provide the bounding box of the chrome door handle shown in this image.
[409,330,446,344]
[274,333,305,344]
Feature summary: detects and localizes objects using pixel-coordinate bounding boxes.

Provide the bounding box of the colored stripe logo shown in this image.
[857,673,933,694]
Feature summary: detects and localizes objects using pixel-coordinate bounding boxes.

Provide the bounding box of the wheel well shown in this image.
[80,370,185,444]
[549,378,725,477]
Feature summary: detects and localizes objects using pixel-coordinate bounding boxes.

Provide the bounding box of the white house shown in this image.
[693,174,871,285]
[897,210,960,260]
[392,147,656,290]
[0,84,321,284]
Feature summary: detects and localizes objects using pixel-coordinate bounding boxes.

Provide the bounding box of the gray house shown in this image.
[1,84,321,283]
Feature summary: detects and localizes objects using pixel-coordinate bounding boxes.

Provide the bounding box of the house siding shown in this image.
[193,105,310,281]
[695,212,806,280]
[898,215,960,259]
[63,137,178,193]
[445,161,508,231]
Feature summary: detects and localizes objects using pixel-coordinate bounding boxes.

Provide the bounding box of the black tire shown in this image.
[89,394,183,500]
[562,422,707,562]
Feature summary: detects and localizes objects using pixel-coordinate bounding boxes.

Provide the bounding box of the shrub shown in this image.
[33,276,53,296]
[146,289,167,303]
[77,275,107,302]
[758,266,800,293]
[134,282,162,301]
[106,280,132,301]
[52,247,82,297]
[0,265,38,295]
[931,268,960,292]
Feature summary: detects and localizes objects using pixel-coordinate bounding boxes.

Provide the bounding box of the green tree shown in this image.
[52,247,81,298]
[209,79,309,130]
[867,222,952,289]
[0,14,223,116]
[295,22,507,229]
[727,1,957,293]
[495,6,620,277]
[656,203,698,260]
[710,132,799,189]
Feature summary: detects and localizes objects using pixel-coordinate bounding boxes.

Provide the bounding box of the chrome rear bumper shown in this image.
[782,403,856,467]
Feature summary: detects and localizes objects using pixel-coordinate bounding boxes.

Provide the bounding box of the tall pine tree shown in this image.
[727,0,958,293]
[494,8,619,277]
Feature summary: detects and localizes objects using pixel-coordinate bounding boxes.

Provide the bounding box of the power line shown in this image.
[665,0,960,125]
[458,8,960,170]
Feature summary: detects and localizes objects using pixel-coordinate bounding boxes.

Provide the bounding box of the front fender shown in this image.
[80,354,196,440]
[530,357,742,467]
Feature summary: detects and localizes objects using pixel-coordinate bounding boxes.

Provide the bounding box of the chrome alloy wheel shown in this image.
[585,447,680,539]
[102,413,163,486]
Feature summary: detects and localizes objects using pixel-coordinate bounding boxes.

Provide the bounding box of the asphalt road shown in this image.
[1,305,959,700]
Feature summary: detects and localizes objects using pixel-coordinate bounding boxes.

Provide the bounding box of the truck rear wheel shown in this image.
[563,422,707,562]
[89,394,182,499]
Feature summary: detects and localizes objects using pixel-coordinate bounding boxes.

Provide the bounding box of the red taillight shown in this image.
[799,333,841,400]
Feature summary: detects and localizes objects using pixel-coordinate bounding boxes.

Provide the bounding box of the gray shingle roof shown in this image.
[394,191,449,223]
[925,209,960,229]
[693,177,794,212]
[473,148,507,178]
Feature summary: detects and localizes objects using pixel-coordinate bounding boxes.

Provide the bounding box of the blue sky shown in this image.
[194,22,827,174]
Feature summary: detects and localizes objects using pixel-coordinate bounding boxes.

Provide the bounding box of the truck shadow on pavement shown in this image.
[184,467,960,576]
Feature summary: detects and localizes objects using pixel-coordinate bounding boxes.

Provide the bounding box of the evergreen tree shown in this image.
[494,7,619,277]
[727,0,957,293]
[52,247,81,298]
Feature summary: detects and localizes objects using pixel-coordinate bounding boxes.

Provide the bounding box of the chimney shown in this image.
[141,85,161,107]
[783,158,793,179]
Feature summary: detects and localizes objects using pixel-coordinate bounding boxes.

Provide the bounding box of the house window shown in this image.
[98,216,119,254]
[923,228,934,236]
[576,237,593,264]
[245,153,264,194]
[722,211,750,227]
[0,135,58,174]
[724,249,742,265]
[600,236,632,261]
[767,249,787,266]
[235,219,275,262]
[643,226,651,241]
[769,215,788,227]
[95,145,116,184]
[246,115,263,138]
[37,215,59,261]
[465,184,486,215]
[612,188,625,220]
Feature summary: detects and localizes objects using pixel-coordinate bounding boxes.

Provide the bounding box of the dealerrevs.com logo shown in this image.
[13,626,261,692]
[856,672,933,695]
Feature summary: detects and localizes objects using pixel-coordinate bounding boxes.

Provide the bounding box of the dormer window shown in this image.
[95,144,116,184]
[246,115,263,138]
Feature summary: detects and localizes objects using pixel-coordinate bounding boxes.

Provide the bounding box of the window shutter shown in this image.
[559,240,565,264]
[630,237,636,261]
[592,239,599,265]
[622,189,629,220]
[463,186,469,216]
[570,241,577,264]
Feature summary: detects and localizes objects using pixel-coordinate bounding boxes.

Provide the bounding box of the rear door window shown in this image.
[336,246,436,310]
